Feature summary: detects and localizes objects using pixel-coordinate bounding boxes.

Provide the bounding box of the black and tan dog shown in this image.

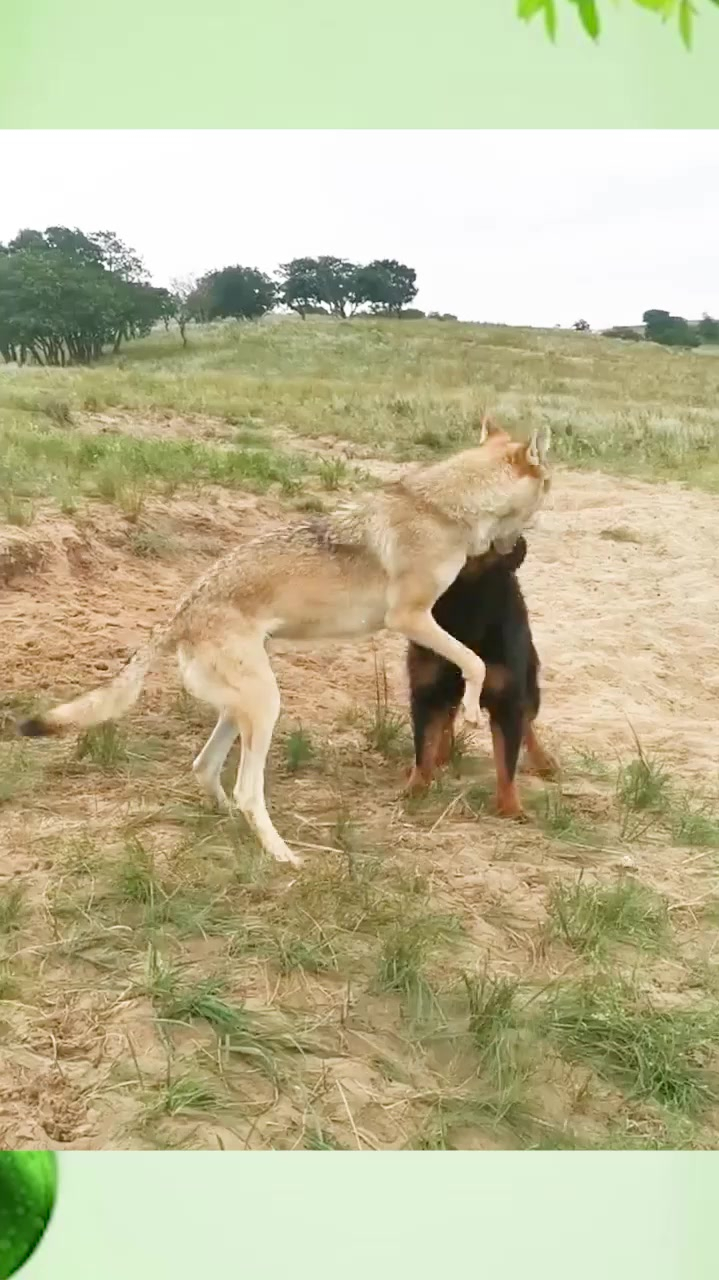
[406,536,557,818]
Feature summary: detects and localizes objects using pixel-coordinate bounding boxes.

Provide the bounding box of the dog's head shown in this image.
[462,533,527,582]
[494,533,527,573]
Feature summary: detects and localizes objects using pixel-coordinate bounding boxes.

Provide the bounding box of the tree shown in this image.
[277,258,328,318]
[6,226,146,280]
[352,259,417,315]
[0,226,162,365]
[642,308,700,348]
[312,256,360,318]
[89,230,147,282]
[518,0,718,49]
[196,266,276,321]
[573,318,590,331]
[277,256,360,318]
[110,282,170,352]
[697,313,719,343]
[168,276,198,345]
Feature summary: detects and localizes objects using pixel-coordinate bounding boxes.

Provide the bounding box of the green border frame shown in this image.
[20,1152,718,1278]
[3,8,718,1280]
[1,0,719,127]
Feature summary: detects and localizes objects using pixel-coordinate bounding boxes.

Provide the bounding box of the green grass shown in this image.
[669,797,719,848]
[272,929,339,975]
[463,970,522,1054]
[532,785,591,842]
[377,913,461,1022]
[282,725,316,772]
[544,977,719,1113]
[4,316,719,495]
[146,1075,223,1118]
[0,743,42,805]
[614,742,719,847]
[304,1126,347,1150]
[75,722,130,771]
[546,878,670,957]
[0,883,28,933]
[0,415,312,520]
[616,749,671,816]
[364,658,410,760]
[413,1088,534,1150]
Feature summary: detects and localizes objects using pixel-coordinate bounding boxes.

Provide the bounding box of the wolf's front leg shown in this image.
[460,682,483,726]
[387,606,486,693]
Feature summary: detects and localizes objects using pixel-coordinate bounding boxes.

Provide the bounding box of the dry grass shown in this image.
[2,316,719,1149]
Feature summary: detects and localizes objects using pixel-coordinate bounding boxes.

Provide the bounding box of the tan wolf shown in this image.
[19,418,551,867]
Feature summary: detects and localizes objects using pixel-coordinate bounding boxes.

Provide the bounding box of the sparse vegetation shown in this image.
[544,977,719,1113]
[547,878,669,957]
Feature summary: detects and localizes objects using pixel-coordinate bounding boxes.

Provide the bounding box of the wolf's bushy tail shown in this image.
[19,639,163,739]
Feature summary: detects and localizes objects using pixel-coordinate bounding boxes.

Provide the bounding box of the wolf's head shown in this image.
[474,414,551,553]
[479,413,551,495]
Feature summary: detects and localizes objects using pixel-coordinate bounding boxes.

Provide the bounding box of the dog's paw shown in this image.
[497,806,530,823]
[404,766,431,797]
[527,751,559,780]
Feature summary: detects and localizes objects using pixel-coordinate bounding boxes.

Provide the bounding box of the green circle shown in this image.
[0,1152,58,1279]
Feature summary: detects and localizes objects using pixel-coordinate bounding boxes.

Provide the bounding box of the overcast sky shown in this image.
[1,130,716,329]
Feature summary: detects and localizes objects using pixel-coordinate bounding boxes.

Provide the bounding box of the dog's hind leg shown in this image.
[406,704,458,793]
[523,720,558,779]
[192,713,239,809]
[520,645,558,779]
[406,645,463,793]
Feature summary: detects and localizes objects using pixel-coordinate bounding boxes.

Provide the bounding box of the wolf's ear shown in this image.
[526,424,551,466]
[479,412,502,444]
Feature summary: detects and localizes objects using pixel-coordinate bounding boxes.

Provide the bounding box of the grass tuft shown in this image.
[546,877,670,957]
[544,977,719,1113]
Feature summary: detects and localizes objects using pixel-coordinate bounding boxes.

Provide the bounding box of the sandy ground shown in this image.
[1,465,718,1148]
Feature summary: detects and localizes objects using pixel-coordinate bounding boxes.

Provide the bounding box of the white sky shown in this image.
[0,130,716,329]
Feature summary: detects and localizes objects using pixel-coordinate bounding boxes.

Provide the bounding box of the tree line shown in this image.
[0,227,174,366]
[0,228,425,366]
[593,310,719,348]
[3,223,714,370]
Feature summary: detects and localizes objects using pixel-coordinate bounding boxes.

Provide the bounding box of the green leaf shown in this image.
[574,0,601,38]
[517,0,557,39]
[632,0,671,11]
[543,0,558,37]
[0,1152,58,1280]
[517,0,547,20]
[679,0,694,44]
